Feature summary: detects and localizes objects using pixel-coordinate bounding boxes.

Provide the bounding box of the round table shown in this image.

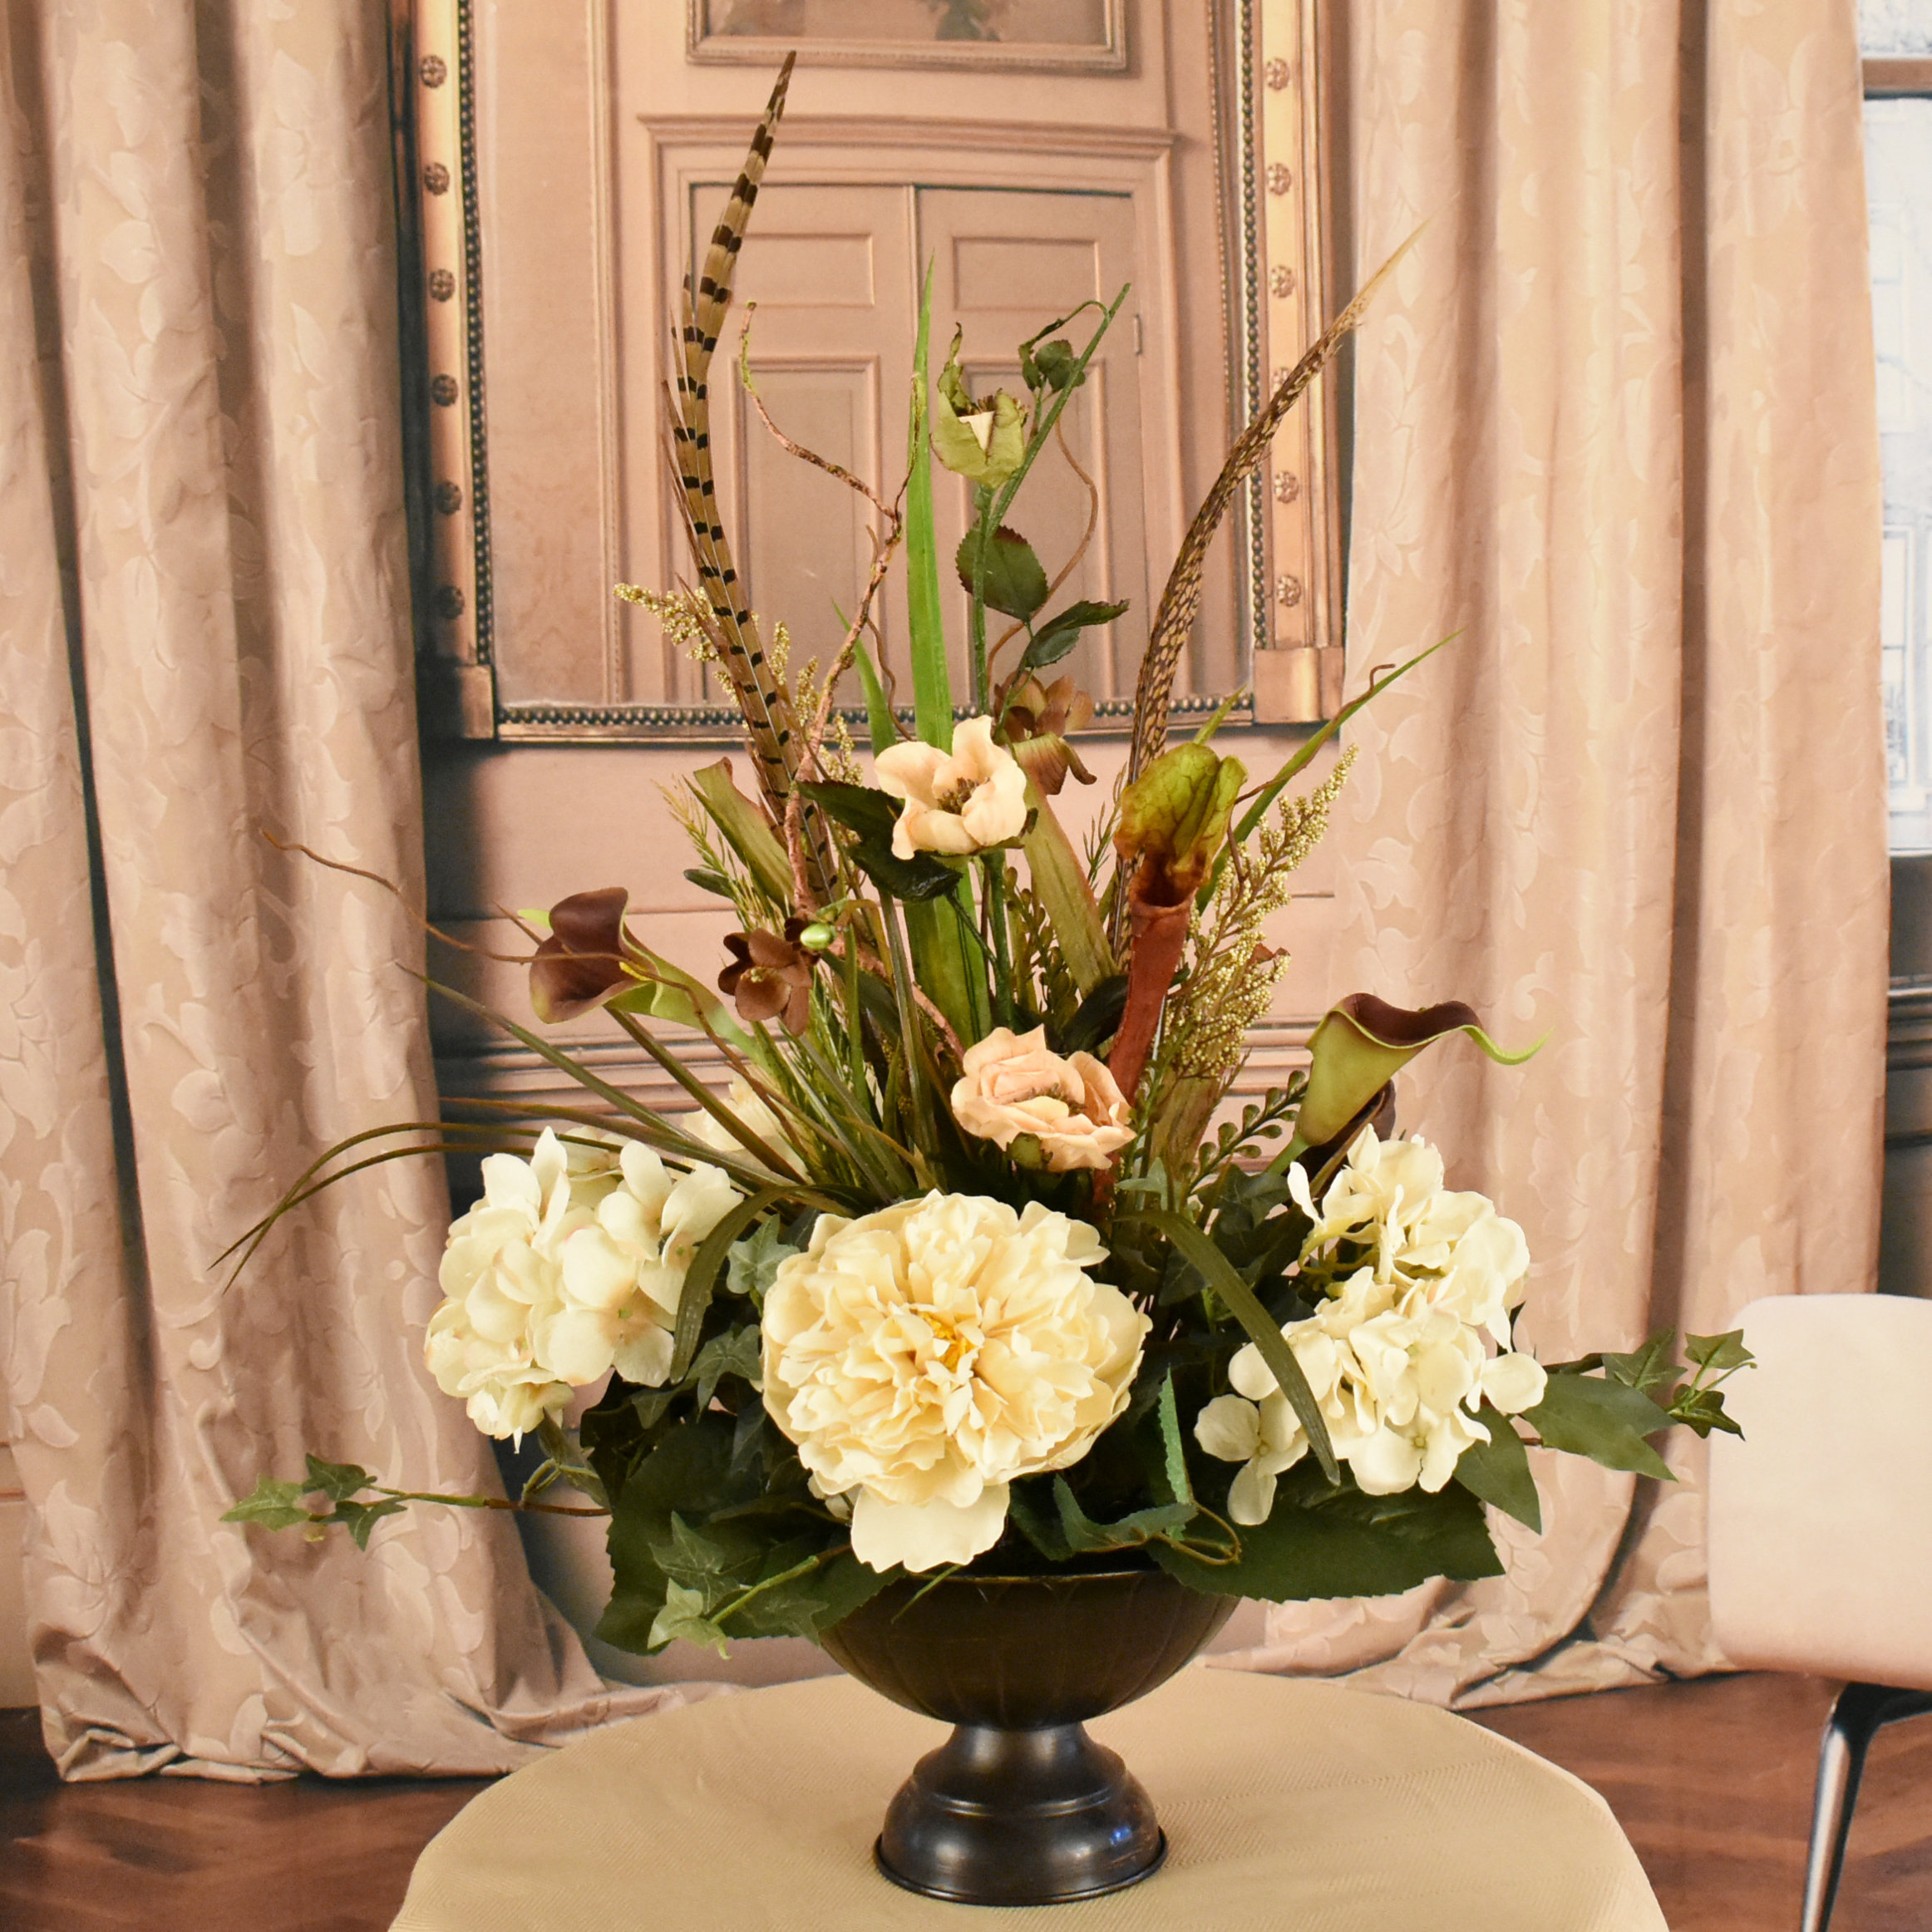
[392,1667,1665,1931]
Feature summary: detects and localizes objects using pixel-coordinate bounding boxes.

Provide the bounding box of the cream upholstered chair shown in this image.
[1707,1294,1932,1932]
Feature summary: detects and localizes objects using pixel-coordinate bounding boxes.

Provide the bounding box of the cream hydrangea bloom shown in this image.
[1197,1128,1547,1519]
[874,716,1029,860]
[949,1027,1132,1172]
[426,1128,739,1442]
[761,1191,1148,1573]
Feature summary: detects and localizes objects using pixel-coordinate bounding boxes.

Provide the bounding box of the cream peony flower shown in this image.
[874,717,1029,860]
[760,1191,1148,1573]
[426,1129,739,1442]
[949,1027,1133,1172]
[1197,1129,1547,1516]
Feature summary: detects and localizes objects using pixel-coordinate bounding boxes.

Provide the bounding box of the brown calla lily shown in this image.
[530,887,642,1023]
[1003,674,1096,797]
[719,918,816,1036]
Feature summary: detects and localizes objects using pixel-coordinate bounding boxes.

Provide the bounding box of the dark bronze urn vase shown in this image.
[820,1560,1236,1906]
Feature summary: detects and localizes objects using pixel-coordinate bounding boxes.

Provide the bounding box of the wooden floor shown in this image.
[1,1673,1926,1930]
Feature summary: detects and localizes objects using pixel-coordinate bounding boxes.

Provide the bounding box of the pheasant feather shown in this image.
[665,52,834,896]
[1124,231,1419,786]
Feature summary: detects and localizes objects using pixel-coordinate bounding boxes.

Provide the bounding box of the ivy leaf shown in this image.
[1524,1373,1674,1480]
[332,1497,406,1550]
[651,1512,735,1605]
[726,1550,893,1643]
[1668,1384,1744,1439]
[691,1327,763,1410]
[727,1219,796,1309]
[1600,1331,1681,1397]
[222,1476,312,1533]
[1685,1330,1755,1377]
[648,1581,732,1656]
[1451,1403,1542,1531]
[303,1455,373,1504]
[955,525,1049,621]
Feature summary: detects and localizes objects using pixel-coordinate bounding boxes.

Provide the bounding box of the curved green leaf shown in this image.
[1119,1207,1338,1482]
[670,1186,798,1383]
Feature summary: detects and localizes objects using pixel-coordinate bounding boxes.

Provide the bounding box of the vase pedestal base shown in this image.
[872,1720,1166,1906]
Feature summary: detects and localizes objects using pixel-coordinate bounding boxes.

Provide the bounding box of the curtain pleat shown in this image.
[1221,0,1886,1704]
[0,2,712,1778]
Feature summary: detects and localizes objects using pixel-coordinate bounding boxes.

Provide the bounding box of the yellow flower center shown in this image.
[919,1308,974,1373]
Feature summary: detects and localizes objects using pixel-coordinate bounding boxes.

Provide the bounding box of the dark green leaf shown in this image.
[1056,974,1128,1056]
[303,1455,372,1504]
[669,1188,795,1383]
[1154,1476,1502,1602]
[1052,1477,1195,1554]
[955,525,1049,620]
[798,781,960,903]
[1118,1207,1338,1481]
[682,867,733,899]
[221,1475,312,1533]
[1007,1482,1074,1560]
[1451,1403,1542,1531]
[1030,338,1081,392]
[1524,1373,1674,1480]
[1021,599,1130,674]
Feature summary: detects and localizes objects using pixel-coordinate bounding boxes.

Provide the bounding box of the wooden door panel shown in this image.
[672,182,913,707]
[919,186,1147,704]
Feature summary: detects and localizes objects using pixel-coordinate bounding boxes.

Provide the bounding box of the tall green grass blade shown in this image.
[906,259,953,748]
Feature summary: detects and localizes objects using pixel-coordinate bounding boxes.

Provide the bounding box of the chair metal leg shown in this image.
[1800,1683,1932,1932]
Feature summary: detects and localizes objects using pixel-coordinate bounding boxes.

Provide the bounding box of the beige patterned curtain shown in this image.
[1223,0,1888,1703]
[0,2,704,1778]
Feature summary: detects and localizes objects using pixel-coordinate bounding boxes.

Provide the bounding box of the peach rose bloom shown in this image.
[950,1026,1133,1172]
[874,716,1028,860]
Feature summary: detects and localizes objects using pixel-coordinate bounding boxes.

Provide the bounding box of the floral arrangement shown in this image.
[227,61,1746,1656]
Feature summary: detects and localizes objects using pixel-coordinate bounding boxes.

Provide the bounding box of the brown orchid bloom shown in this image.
[530,887,641,1023]
[1001,673,1096,797]
[719,918,816,1036]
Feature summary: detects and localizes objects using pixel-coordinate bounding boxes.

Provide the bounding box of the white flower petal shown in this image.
[1481,1351,1548,1415]
[1195,1394,1262,1463]
[850,1483,1010,1574]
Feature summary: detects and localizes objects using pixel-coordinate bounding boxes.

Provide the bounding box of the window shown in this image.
[1864,4,1932,849]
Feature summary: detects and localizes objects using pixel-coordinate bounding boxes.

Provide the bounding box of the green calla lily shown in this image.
[1285,994,1543,1162]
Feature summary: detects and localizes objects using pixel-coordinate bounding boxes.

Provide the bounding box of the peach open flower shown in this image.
[874,717,1028,860]
[950,1026,1134,1172]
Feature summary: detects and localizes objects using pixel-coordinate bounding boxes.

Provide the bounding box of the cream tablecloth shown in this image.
[392,1667,1665,1930]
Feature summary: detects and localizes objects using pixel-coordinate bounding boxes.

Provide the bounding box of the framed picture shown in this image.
[686,0,1126,73]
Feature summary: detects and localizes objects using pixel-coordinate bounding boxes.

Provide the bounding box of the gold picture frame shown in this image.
[685,0,1126,74]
